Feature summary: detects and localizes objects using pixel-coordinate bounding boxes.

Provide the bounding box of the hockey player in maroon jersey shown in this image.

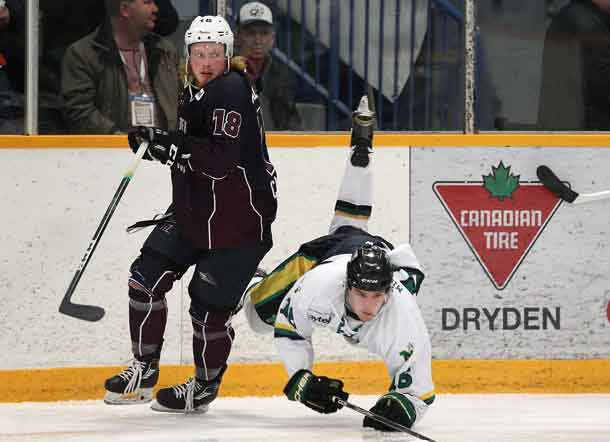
[104,15,278,413]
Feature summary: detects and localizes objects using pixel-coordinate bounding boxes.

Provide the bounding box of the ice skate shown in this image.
[104,356,159,405]
[350,95,376,167]
[151,371,224,414]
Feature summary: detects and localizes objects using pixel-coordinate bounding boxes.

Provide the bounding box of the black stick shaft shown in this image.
[333,397,439,442]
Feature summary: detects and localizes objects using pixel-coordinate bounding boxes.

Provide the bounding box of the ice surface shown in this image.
[1,394,609,442]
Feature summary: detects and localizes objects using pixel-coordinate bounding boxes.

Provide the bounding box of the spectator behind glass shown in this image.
[42,0,178,57]
[42,0,177,134]
[538,0,610,130]
[61,0,180,134]
[0,0,178,134]
[0,0,25,133]
[235,1,303,131]
[0,0,69,134]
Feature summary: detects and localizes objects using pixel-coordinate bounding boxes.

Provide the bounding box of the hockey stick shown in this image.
[59,141,149,322]
[537,165,610,204]
[332,396,439,442]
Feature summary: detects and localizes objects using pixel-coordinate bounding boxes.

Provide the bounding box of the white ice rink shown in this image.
[1,394,609,442]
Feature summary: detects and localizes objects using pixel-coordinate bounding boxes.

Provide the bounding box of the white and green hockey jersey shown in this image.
[272,243,435,421]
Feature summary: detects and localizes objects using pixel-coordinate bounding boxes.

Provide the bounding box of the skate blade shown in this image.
[104,388,153,405]
[150,400,209,414]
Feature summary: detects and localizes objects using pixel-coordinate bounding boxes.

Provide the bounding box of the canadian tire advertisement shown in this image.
[411,147,610,359]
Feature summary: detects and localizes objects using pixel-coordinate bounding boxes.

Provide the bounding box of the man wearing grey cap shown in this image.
[235,1,303,130]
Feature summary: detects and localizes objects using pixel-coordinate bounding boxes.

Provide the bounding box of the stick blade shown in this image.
[59,302,105,322]
[536,165,579,203]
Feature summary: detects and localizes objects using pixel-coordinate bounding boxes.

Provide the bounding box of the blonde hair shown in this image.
[230,56,248,73]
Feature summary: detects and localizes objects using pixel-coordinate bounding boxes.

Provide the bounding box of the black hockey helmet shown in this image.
[346,242,393,292]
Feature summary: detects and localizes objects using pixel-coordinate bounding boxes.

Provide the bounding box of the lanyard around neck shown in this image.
[118,42,146,92]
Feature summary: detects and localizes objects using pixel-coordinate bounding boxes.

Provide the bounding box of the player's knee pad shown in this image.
[128,250,179,302]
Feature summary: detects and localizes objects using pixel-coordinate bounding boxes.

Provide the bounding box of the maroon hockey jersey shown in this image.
[171,70,278,249]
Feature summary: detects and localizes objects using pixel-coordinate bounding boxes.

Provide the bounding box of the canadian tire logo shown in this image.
[434,162,563,290]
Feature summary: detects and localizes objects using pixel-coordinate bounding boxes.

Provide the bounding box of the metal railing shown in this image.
[204,0,468,130]
[11,0,468,133]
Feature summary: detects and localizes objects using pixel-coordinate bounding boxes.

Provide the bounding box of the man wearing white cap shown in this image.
[235,1,303,130]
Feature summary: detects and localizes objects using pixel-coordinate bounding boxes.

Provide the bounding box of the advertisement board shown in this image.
[411,147,610,359]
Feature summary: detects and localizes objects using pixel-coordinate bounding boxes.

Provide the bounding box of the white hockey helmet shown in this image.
[184,15,234,59]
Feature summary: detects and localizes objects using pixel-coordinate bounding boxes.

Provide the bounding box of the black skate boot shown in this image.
[350,95,376,168]
[151,366,226,414]
[104,356,159,405]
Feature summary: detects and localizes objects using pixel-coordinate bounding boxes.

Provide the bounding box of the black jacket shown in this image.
[256,56,303,131]
[0,0,26,91]
[538,0,610,130]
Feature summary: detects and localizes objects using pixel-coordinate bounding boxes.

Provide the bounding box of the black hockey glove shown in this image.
[283,369,349,414]
[128,126,190,166]
[363,392,417,431]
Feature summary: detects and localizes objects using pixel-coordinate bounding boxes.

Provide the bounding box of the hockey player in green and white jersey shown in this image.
[242,96,435,431]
